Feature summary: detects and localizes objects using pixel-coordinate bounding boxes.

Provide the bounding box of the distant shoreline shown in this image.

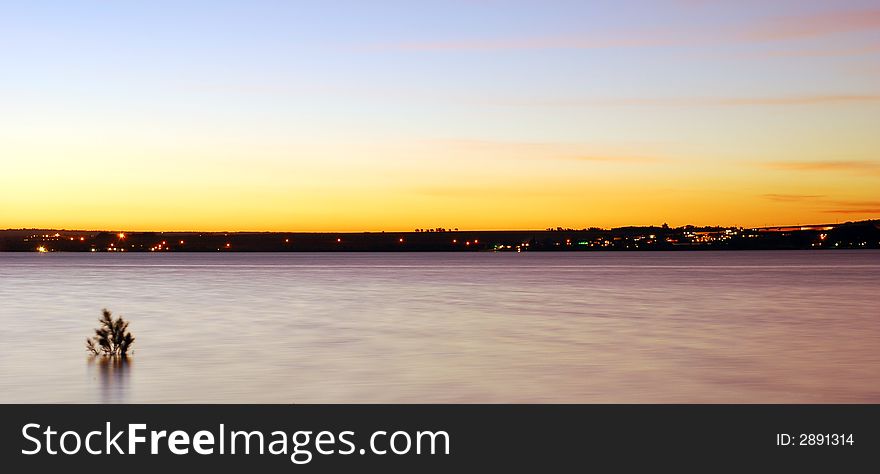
[3,220,878,252]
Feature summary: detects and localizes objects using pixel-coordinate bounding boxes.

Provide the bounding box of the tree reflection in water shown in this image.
[88,356,131,403]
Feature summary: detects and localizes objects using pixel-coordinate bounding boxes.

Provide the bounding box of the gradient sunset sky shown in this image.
[1,0,878,231]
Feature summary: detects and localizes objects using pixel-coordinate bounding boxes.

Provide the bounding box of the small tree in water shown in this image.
[86,309,135,357]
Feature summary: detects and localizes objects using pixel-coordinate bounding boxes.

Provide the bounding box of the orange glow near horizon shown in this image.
[2,138,876,231]
[1,160,877,231]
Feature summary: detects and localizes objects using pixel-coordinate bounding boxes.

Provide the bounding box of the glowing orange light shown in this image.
[180,240,185,244]
[36,246,47,253]
[80,237,85,241]
[399,238,404,243]
[474,239,479,244]
[118,233,125,239]
[453,239,457,243]
[337,238,342,243]
[284,238,290,243]
[225,243,231,248]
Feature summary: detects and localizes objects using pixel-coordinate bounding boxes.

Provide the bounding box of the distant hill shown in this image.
[2,220,878,252]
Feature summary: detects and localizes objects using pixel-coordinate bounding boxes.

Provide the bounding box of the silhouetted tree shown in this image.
[86,309,135,357]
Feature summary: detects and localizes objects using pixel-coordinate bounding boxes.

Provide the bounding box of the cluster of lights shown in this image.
[492,243,532,252]
[150,241,170,251]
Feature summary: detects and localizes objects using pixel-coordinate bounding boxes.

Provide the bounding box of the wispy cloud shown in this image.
[762,193,826,202]
[490,94,880,108]
[378,33,675,52]
[753,44,880,58]
[743,9,880,41]
[413,184,572,198]
[822,208,880,214]
[822,198,880,214]
[827,200,880,208]
[659,95,880,106]
[421,138,669,163]
[372,8,880,52]
[760,194,880,216]
[571,155,664,164]
[765,160,880,175]
[730,43,880,59]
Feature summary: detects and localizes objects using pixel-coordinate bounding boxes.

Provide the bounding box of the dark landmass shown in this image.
[2,220,879,252]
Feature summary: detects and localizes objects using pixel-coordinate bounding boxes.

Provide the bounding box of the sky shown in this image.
[1,0,878,231]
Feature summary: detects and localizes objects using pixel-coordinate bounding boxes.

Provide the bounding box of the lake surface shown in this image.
[0,251,878,403]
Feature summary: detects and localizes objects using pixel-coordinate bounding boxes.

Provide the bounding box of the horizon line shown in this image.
[4,219,877,234]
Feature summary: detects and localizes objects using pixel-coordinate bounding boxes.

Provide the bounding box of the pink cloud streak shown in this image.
[372,8,880,52]
[744,9,880,41]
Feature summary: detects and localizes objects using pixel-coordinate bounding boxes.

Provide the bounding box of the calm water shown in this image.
[0,251,878,403]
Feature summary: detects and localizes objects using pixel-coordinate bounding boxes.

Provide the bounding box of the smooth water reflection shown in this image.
[88,356,132,403]
[0,251,878,403]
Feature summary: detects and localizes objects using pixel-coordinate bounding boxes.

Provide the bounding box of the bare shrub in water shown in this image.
[86,309,135,357]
